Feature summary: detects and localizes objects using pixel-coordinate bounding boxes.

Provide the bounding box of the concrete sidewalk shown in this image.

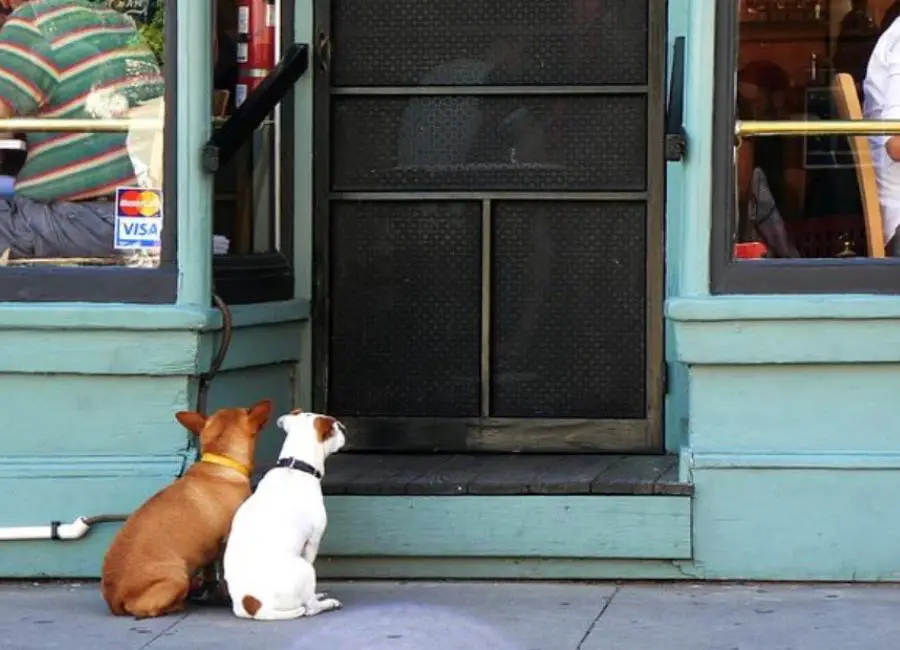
[3,581,900,649]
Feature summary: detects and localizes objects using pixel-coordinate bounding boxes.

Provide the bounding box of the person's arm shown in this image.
[888,133,900,161]
[0,13,57,121]
[883,43,900,161]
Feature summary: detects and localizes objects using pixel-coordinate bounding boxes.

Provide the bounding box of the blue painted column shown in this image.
[176,0,215,306]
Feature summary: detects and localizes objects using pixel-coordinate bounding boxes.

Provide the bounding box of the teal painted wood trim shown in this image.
[0,329,198,374]
[292,0,313,299]
[175,0,213,306]
[664,0,688,299]
[318,557,697,581]
[688,364,900,453]
[691,468,900,581]
[0,471,178,578]
[690,452,900,470]
[0,375,190,456]
[668,295,900,321]
[665,361,689,452]
[678,447,694,483]
[198,321,305,371]
[0,303,308,375]
[671,317,900,363]
[668,296,900,363]
[0,304,210,330]
[0,299,309,332]
[321,496,692,560]
[0,454,187,479]
[662,0,691,454]
[673,0,715,296]
[295,326,312,408]
[291,0,316,410]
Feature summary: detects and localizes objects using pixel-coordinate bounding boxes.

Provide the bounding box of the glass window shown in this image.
[211,0,294,304]
[715,0,900,293]
[0,0,170,274]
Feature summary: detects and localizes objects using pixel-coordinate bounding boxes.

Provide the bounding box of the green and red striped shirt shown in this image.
[0,0,164,200]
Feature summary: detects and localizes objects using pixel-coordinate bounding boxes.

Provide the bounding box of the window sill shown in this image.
[0,297,309,332]
[667,295,900,364]
[667,294,900,322]
[0,302,210,331]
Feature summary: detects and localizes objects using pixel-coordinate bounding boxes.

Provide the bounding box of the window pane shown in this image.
[332,95,647,192]
[733,0,900,261]
[491,201,645,418]
[212,0,283,256]
[329,201,482,417]
[0,0,167,270]
[331,0,648,87]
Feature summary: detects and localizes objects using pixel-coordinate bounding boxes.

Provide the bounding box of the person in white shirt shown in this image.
[863,12,900,253]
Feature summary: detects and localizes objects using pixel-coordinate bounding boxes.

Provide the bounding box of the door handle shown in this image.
[316,32,331,72]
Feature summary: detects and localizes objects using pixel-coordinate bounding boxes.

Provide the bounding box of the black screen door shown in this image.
[313,0,666,453]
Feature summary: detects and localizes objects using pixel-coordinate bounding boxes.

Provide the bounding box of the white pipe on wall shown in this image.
[0,516,104,541]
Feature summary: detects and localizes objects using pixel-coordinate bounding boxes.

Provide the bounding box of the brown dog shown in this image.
[101,400,273,618]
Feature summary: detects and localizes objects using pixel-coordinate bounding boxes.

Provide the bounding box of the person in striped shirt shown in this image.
[0,0,164,260]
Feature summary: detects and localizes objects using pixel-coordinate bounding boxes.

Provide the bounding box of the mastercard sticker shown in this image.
[114,186,163,250]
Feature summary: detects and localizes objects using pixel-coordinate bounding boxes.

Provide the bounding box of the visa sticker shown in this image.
[114,186,163,250]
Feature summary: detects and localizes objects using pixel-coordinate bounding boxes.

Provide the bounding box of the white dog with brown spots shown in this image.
[223,409,346,620]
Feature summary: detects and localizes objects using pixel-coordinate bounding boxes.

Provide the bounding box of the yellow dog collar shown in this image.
[200,453,250,478]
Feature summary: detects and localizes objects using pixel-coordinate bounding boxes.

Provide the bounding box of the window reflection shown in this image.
[734,0,900,260]
[0,0,166,270]
[331,1,648,192]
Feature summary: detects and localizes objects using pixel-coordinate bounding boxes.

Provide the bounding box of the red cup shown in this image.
[734,241,768,259]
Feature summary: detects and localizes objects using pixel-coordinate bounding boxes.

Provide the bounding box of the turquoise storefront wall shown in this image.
[662,0,900,581]
[4,0,900,582]
[319,0,900,582]
[0,1,312,577]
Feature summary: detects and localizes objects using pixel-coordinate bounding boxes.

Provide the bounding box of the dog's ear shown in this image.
[175,411,206,436]
[314,416,337,441]
[247,399,274,429]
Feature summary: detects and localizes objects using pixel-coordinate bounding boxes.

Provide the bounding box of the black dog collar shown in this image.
[276,456,323,479]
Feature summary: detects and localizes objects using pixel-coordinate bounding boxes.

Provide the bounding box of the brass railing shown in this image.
[0,117,275,133]
[0,118,161,133]
[0,117,270,132]
[737,119,900,137]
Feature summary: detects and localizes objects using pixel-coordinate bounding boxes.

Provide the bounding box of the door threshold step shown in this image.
[299,453,693,496]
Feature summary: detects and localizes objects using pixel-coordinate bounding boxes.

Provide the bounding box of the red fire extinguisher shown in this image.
[235,0,276,108]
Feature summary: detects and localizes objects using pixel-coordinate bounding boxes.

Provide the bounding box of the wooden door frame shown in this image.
[311,0,666,453]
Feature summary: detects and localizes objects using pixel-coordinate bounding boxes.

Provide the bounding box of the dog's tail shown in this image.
[235,594,308,620]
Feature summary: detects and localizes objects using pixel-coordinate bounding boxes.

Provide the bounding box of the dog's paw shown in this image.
[315,592,328,600]
[318,597,342,612]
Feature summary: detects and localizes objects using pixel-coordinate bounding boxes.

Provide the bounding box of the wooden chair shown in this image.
[213,89,230,118]
[126,96,165,188]
[831,72,886,257]
[125,90,230,190]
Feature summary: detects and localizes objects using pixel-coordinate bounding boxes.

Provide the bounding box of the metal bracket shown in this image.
[202,42,310,173]
[665,36,687,162]
[666,132,687,162]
